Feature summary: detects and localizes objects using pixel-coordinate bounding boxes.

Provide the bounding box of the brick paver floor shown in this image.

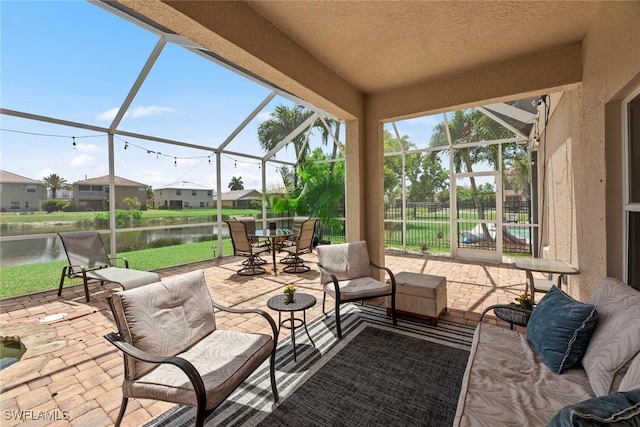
[0,251,530,426]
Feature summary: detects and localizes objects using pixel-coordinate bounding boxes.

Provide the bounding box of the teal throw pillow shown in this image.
[527,286,598,374]
[547,389,640,426]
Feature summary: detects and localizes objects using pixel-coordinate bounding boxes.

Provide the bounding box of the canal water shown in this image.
[0,225,223,267]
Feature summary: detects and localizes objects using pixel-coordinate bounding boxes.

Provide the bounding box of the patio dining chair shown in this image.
[317,241,397,338]
[104,270,279,427]
[57,231,160,303]
[280,218,317,273]
[225,220,270,276]
[234,216,269,264]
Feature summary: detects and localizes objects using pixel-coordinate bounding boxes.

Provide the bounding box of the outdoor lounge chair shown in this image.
[280,218,317,273]
[58,231,160,303]
[104,270,279,427]
[225,220,270,276]
[317,241,397,338]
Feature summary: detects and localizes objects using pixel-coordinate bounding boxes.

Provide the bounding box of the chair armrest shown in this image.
[480,304,532,323]
[109,257,130,268]
[316,263,342,300]
[104,332,207,409]
[370,261,396,291]
[210,302,279,346]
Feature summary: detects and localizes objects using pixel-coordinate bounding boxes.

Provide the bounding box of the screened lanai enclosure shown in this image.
[0,1,546,296]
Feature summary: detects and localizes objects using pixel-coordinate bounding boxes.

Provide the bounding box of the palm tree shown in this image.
[431,109,515,241]
[257,104,315,161]
[42,173,71,199]
[228,176,244,191]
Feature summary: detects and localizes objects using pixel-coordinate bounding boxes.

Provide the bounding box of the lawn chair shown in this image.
[280,218,317,273]
[58,231,160,303]
[225,221,270,276]
[317,241,397,338]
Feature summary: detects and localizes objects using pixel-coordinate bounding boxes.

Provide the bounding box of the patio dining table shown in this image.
[513,258,580,303]
[249,228,299,275]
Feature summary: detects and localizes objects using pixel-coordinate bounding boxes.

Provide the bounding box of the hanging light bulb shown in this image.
[234,160,237,168]
[174,157,177,166]
[157,152,161,159]
[72,137,76,149]
[124,142,128,150]
[208,156,211,165]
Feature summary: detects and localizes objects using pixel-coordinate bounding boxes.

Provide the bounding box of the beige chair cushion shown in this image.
[110,270,217,379]
[324,277,392,301]
[581,277,640,396]
[123,329,273,410]
[317,241,371,284]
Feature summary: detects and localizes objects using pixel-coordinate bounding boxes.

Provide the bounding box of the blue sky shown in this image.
[0,1,447,193]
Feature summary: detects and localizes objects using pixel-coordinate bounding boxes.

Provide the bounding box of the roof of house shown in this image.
[74,175,147,187]
[0,170,43,185]
[218,189,261,201]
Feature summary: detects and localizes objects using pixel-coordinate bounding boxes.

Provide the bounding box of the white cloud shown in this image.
[130,106,178,118]
[256,111,273,121]
[70,154,95,168]
[37,168,54,180]
[96,105,179,121]
[76,143,100,153]
[96,107,119,121]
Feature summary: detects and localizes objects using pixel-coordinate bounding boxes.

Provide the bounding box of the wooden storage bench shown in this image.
[386,271,447,325]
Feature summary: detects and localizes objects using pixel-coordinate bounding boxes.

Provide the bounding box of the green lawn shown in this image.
[0,240,234,299]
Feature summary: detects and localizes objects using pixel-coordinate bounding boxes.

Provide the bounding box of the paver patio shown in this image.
[0,251,530,426]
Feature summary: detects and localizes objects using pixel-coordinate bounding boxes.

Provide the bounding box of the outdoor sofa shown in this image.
[454,277,640,426]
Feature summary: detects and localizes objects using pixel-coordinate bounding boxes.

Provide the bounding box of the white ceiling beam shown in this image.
[483,103,535,123]
[477,106,528,139]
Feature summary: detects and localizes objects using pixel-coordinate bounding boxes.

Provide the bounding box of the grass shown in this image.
[0,240,234,299]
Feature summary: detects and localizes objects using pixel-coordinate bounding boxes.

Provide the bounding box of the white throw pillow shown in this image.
[581,278,640,396]
[619,352,640,392]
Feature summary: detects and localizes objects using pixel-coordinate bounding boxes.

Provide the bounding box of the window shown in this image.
[176,189,181,196]
[184,201,190,208]
[138,187,146,193]
[625,90,640,288]
[26,185,36,193]
[192,190,197,196]
[10,201,19,210]
[25,201,29,208]
[200,201,205,207]
[207,190,213,197]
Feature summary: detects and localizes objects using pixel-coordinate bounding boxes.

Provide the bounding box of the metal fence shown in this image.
[383,200,533,255]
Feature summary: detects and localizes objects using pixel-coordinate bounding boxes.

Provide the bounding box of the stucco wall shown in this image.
[573,1,640,298]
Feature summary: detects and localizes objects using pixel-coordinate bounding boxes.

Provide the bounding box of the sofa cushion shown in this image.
[547,389,640,426]
[453,323,594,427]
[582,278,640,396]
[620,353,640,392]
[317,241,371,283]
[527,286,598,374]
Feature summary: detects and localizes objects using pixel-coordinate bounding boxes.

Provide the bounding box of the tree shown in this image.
[257,104,315,161]
[406,151,449,202]
[145,186,154,207]
[228,176,244,191]
[430,109,517,241]
[42,173,71,199]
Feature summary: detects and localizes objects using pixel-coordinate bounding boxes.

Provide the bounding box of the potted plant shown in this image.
[284,284,296,303]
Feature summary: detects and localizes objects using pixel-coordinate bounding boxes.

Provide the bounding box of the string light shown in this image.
[124,142,128,150]
[174,157,177,167]
[208,156,211,165]
[72,136,76,149]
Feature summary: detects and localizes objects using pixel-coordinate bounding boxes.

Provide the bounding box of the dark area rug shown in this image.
[258,326,469,427]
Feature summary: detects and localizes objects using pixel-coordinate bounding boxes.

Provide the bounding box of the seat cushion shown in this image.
[526,286,598,374]
[390,272,446,299]
[86,267,160,290]
[582,278,640,396]
[110,270,217,378]
[324,276,392,301]
[124,329,273,410]
[453,323,595,427]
